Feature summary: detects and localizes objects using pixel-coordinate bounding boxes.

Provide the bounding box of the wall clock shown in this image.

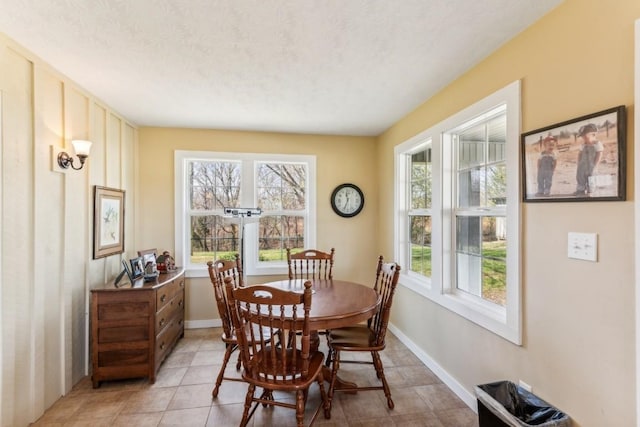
[331,183,364,218]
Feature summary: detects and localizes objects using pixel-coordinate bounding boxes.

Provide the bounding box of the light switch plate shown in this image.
[567,232,597,261]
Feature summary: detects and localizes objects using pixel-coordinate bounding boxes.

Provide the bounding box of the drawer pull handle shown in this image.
[160,342,165,350]
[178,319,183,325]
[160,295,166,303]
[178,300,183,307]
[159,318,166,327]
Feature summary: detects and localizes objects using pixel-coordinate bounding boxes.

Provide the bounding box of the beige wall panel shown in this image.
[33,66,66,414]
[62,87,91,387]
[1,46,34,427]
[122,124,136,259]
[106,113,122,188]
[88,104,108,287]
[1,31,139,425]
[377,1,639,425]
[138,128,377,323]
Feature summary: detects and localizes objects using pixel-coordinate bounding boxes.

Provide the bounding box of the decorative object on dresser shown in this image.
[156,250,176,273]
[90,268,185,388]
[138,248,159,281]
[93,186,125,259]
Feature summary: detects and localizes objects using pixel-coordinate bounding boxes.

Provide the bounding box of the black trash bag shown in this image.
[476,381,571,427]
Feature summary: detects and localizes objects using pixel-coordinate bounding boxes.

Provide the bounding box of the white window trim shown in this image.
[174,150,316,278]
[394,80,522,344]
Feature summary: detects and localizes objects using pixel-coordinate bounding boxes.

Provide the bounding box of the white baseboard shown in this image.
[387,323,478,412]
[185,319,221,329]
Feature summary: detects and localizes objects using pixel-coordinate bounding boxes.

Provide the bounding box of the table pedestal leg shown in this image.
[310,331,357,394]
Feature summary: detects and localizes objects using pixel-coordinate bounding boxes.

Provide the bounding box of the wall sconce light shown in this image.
[57,140,92,170]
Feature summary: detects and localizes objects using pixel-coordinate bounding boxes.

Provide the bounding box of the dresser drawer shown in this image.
[155,311,184,364]
[156,277,185,311]
[155,290,184,333]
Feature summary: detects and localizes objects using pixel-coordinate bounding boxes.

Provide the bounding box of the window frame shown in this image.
[394,80,522,344]
[174,150,317,278]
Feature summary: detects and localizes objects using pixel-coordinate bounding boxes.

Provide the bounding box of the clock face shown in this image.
[331,184,364,217]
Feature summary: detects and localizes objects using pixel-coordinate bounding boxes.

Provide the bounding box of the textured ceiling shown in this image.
[0,0,562,136]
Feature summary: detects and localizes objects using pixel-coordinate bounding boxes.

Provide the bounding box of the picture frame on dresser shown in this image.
[130,256,144,279]
[93,186,125,259]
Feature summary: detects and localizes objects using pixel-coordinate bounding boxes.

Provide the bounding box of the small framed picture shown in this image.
[130,257,144,279]
[93,186,125,259]
[521,105,626,202]
[121,259,134,283]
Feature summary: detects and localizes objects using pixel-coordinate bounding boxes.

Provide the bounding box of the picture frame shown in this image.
[130,256,144,279]
[521,105,626,202]
[138,248,159,279]
[93,186,125,258]
[121,259,135,283]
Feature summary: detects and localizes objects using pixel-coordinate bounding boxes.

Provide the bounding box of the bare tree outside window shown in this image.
[257,163,307,262]
[188,160,309,265]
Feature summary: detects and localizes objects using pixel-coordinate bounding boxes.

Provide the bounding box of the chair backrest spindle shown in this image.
[286,248,335,280]
[370,256,401,347]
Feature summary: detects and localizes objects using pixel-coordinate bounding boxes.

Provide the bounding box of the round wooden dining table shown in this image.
[263,278,380,334]
[258,278,380,391]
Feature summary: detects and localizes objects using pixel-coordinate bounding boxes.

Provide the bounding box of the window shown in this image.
[394,81,521,344]
[175,151,316,277]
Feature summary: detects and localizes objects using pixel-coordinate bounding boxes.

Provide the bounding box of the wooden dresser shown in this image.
[90,268,185,388]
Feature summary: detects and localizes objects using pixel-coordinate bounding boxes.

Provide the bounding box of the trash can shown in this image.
[475,381,571,427]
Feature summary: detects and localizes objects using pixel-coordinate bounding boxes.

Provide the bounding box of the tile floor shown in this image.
[31,328,479,426]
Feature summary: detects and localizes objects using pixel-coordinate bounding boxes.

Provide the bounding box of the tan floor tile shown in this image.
[205,402,247,427]
[112,412,163,427]
[349,418,397,427]
[191,349,226,366]
[181,364,218,385]
[152,367,188,388]
[391,412,445,427]
[159,407,210,426]
[162,350,196,368]
[416,384,468,411]
[333,388,390,421]
[120,387,177,414]
[168,383,216,410]
[32,395,88,423]
[435,407,479,427]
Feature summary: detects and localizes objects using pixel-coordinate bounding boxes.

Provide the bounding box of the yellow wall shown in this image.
[137,128,378,322]
[378,1,638,426]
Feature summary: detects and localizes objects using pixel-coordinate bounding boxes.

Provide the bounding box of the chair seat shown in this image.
[246,348,325,390]
[327,325,384,351]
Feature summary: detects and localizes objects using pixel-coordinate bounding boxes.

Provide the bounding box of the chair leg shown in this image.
[240,383,255,427]
[325,346,333,368]
[372,351,394,409]
[212,343,235,397]
[317,373,331,420]
[296,389,305,427]
[327,349,341,412]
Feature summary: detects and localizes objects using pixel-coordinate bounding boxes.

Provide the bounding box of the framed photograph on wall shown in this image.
[93,186,125,259]
[521,105,626,202]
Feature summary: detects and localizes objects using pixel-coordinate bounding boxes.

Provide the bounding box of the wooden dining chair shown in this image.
[325,256,401,411]
[211,253,244,288]
[225,278,331,427]
[207,257,245,397]
[286,248,335,280]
